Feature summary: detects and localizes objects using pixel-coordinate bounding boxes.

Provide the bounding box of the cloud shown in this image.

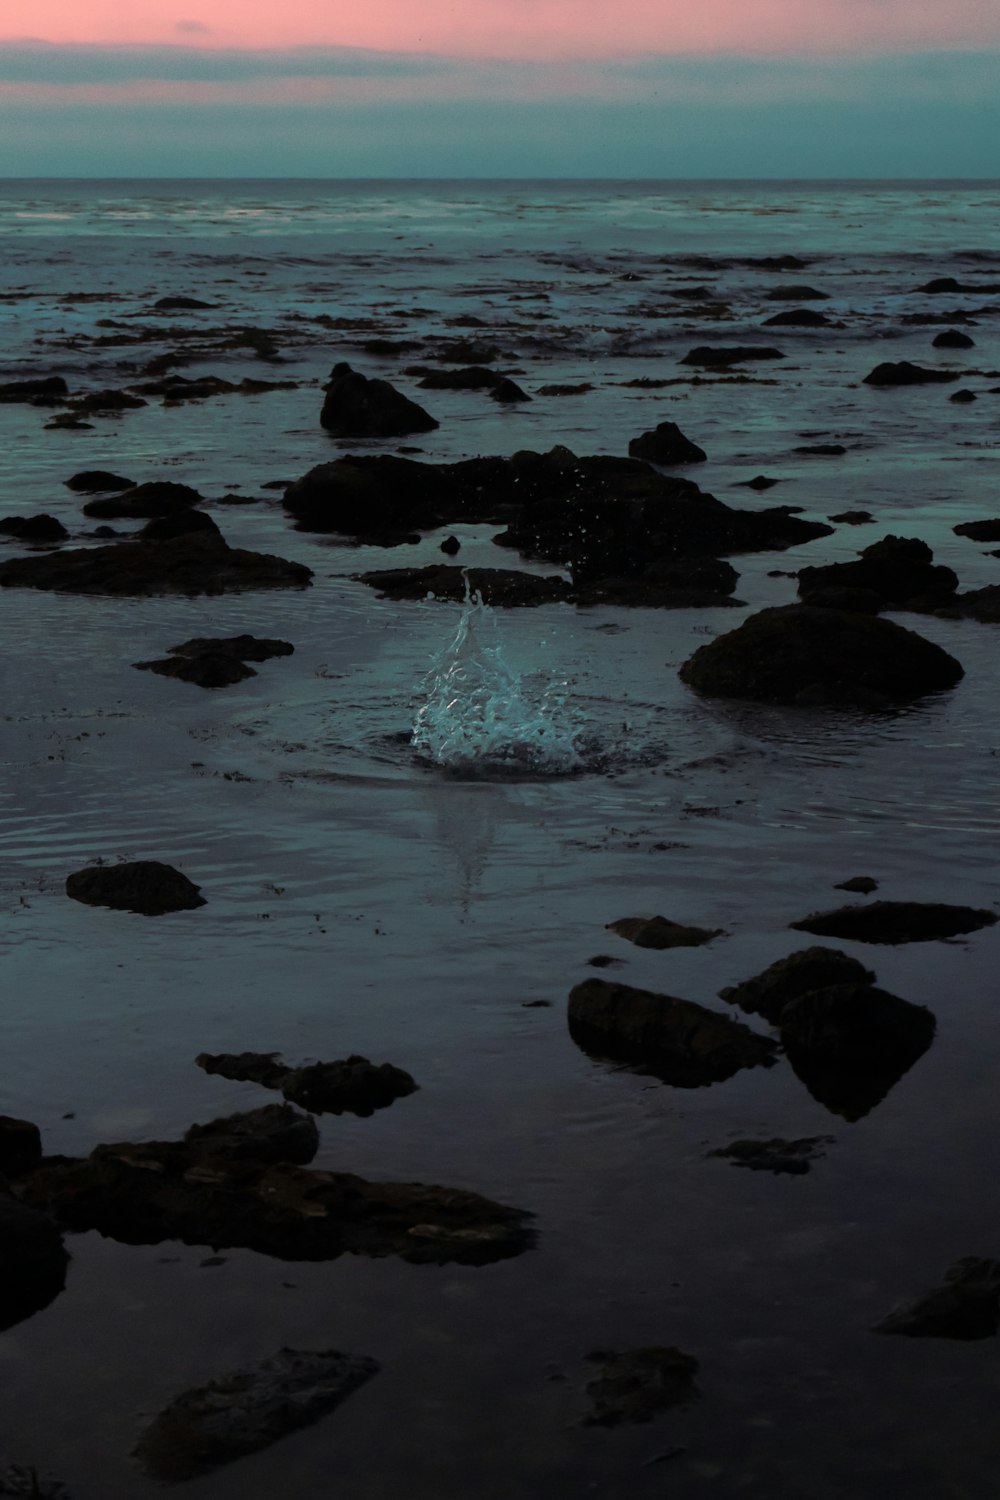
[175,20,210,35]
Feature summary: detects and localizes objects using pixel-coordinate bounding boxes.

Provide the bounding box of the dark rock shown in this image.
[83,480,203,520]
[763,309,832,327]
[681,345,785,366]
[416,366,502,390]
[283,454,460,537]
[0,376,68,403]
[933,329,975,349]
[168,634,294,662]
[153,295,214,310]
[0,514,68,543]
[740,475,781,490]
[863,362,960,387]
[432,340,501,365]
[828,510,873,525]
[835,876,879,894]
[440,534,461,555]
[64,470,134,493]
[0,1192,68,1333]
[72,389,147,413]
[134,654,257,688]
[954,519,1000,542]
[489,378,531,404]
[183,1105,320,1166]
[950,388,978,403]
[798,586,882,614]
[567,978,777,1086]
[874,1259,1000,1340]
[707,1136,833,1175]
[0,1118,43,1177]
[134,1346,380,1479]
[582,1347,699,1426]
[797,534,958,610]
[795,443,847,456]
[719,946,875,1025]
[0,533,312,597]
[917,277,964,294]
[781,983,936,1120]
[607,916,722,950]
[764,285,829,301]
[753,255,810,270]
[320,363,438,437]
[359,565,571,607]
[65,860,205,916]
[138,509,222,542]
[944,585,1000,622]
[790,900,996,944]
[679,605,963,707]
[628,422,707,465]
[536,383,593,396]
[196,1051,418,1117]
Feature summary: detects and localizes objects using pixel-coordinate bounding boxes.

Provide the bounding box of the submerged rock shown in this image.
[719,946,875,1025]
[835,876,878,894]
[707,1136,833,1175]
[790,900,997,944]
[628,421,706,465]
[874,1258,1000,1340]
[863,361,960,387]
[153,295,214,310]
[607,916,723,950]
[567,979,777,1086]
[0,532,312,597]
[415,365,502,390]
[678,604,963,707]
[65,860,206,916]
[0,1192,68,1334]
[582,1347,699,1426]
[320,362,438,437]
[764,284,828,301]
[196,1051,418,1117]
[134,1346,380,1479]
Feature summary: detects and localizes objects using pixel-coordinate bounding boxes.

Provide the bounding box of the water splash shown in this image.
[410,580,585,777]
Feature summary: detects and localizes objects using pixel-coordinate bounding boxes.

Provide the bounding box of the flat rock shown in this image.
[764,285,828,301]
[567,979,777,1086]
[415,366,502,390]
[153,295,214,310]
[719,946,875,1025]
[864,361,960,387]
[66,860,205,915]
[0,533,312,597]
[707,1136,833,1175]
[679,605,963,707]
[134,1346,379,1479]
[790,900,996,944]
[628,421,706,465]
[168,633,294,662]
[681,345,785,366]
[954,519,1000,542]
[582,1347,699,1426]
[874,1259,1000,1340]
[607,916,722,950]
[358,565,571,606]
[320,362,438,437]
[196,1051,418,1117]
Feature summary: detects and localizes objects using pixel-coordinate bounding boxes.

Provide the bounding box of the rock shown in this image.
[0,1118,42,1177]
[954,519,1000,542]
[82,480,203,519]
[134,654,257,688]
[440,534,460,555]
[764,285,829,301]
[679,605,963,708]
[432,340,501,365]
[681,345,785,366]
[828,511,873,525]
[183,1105,320,1166]
[707,1136,833,1175]
[874,1259,1000,1340]
[65,860,206,916]
[917,276,966,294]
[153,295,214,310]
[628,422,707,465]
[763,309,832,327]
[358,565,571,606]
[781,982,936,1119]
[719,946,875,1025]
[168,634,294,662]
[536,383,594,396]
[943,585,1000,622]
[582,1347,699,1426]
[798,534,957,610]
[320,362,438,437]
[863,362,960,387]
[607,916,722,950]
[283,454,461,538]
[0,1192,68,1333]
[415,366,502,390]
[489,378,531,404]
[567,979,777,1086]
[835,876,878,894]
[137,509,222,542]
[791,900,996,944]
[933,329,975,349]
[0,515,68,543]
[71,389,147,413]
[740,475,780,490]
[799,586,882,614]
[196,1051,418,1117]
[134,1346,380,1479]
[795,443,846,456]
[950,388,977,403]
[0,376,68,403]
[64,470,135,493]
[0,533,312,597]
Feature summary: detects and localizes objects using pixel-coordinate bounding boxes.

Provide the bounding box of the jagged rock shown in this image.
[134,1346,380,1479]
[933,329,975,349]
[320,362,438,436]
[0,1118,42,1177]
[567,979,777,1086]
[0,377,68,403]
[64,470,134,493]
[707,1136,833,1175]
[0,515,68,543]
[790,900,996,944]
[196,1051,418,1117]
[65,860,205,916]
[0,532,312,597]
[680,345,785,366]
[864,362,960,386]
[719,947,875,1025]
[607,916,722,950]
[582,1347,699,1426]
[798,535,957,610]
[134,654,256,688]
[628,422,706,465]
[874,1259,1000,1340]
[679,605,963,707]
[82,480,203,519]
[0,1193,68,1333]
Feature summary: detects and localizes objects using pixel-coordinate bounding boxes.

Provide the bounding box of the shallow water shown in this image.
[2,179,1000,1498]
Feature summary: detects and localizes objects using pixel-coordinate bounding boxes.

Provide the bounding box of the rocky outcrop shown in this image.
[790,900,997,944]
[66,860,205,916]
[196,1051,418,1116]
[797,535,958,611]
[137,509,221,542]
[719,947,875,1024]
[628,421,706,464]
[0,532,312,597]
[953,519,1000,542]
[679,605,963,707]
[582,1347,699,1426]
[320,362,438,436]
[874,1258,1000,1340]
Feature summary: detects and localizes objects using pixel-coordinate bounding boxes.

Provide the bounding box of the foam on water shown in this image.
[410,580,585,777]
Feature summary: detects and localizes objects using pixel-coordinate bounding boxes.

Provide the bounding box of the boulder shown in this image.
[953,519,1000,542]
[933,329,975,349]
[582,1348,699,1427]
[679,605,963,707]
[138,510,222,542]
[65,860,205,916]
[0,515,68,543]
[719,946,875,1024]
[0,1193,68,1334]
[283,454,462,537]
[763,309,832,327]
[681,345,785,366]
[607,916,722,950]
[863,362,960,386]
[790,900,996,944]
[0,376,68,403]
[628,422,707,465]
[0,533,312,597]
[0,1117,43,1177]
[134,1347,379,1480]
[196,1051,418,1117]
[64,470,135,493]
[489,378,531,404]
[320,362,438,437]
[567,978,777,1086]
[874,1259,1000,1340]
[82,480,203,519]
[797,535,958,610]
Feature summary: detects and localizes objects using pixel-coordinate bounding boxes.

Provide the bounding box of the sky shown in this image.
[1,1,998,176]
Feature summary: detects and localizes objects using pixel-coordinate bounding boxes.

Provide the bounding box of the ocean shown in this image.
[1,179,1000,1498]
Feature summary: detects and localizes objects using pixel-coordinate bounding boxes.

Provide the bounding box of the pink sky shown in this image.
[12,0,1000,57]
